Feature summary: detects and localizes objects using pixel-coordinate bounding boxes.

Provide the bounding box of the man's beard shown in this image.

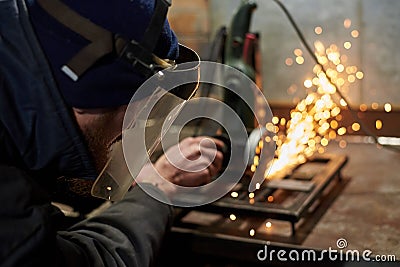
[57,109,124,202]
[81,111,120,173]
[83,126,109,173]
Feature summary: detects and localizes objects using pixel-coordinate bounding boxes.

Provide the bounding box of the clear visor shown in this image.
[91,45,200,201]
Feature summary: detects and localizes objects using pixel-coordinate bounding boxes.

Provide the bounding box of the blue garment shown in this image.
[0,1,173,266]
[0,0,97,180]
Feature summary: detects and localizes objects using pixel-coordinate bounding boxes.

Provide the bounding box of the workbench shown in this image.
[161,141,400,266]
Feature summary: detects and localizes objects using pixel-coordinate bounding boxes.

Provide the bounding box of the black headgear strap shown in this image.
[37,0,172,81]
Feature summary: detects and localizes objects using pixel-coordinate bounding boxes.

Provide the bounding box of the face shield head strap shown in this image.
[37,0,173,81]
[118,0,173,77]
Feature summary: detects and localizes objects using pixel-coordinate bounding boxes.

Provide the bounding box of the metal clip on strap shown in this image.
[119,0,172,77]
[37,0,114,81]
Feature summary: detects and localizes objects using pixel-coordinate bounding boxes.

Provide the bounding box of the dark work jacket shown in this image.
[0,0,173,266]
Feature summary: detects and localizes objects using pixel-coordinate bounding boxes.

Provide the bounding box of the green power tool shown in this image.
[224,0,259,133]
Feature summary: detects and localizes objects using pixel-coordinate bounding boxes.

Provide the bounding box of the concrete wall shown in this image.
[168,0,210,57]
[169,0,400,108]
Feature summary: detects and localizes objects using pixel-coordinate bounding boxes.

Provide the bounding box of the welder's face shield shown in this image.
[91,45,200,201]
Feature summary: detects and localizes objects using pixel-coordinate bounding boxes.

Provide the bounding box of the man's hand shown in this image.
[155,136,224,186]
[136,136,225,197]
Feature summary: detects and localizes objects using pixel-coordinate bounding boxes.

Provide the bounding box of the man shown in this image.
[0,0,223,266]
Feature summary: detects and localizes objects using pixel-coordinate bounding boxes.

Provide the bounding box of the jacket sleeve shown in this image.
[0,165,174,267]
